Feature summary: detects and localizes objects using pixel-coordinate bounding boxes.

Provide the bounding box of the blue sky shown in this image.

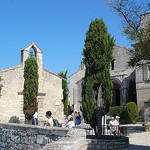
[0,0,149,78]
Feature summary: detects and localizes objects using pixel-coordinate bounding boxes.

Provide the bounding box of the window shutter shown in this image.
[143,65,148,81]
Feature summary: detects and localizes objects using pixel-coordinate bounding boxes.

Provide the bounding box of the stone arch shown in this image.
[111,78,122,106]
[21,42,43,69]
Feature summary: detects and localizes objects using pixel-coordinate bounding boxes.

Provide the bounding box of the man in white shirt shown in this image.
[46,111,53,127]
[33,110,38,125]
[114,116,120,134]
[109,117,116,134]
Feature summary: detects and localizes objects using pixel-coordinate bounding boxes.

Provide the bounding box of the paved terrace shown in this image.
[121,124,150,150]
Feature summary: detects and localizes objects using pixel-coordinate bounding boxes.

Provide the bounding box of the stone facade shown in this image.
[69,62,85,121]
[69,45,135,110]
[70,12,150,116]
[0,42,65,124]
[135,12,150,114]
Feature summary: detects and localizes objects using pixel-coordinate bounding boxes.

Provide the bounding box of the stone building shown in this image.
[136,11,150,114]
[69,45,134,111]
[0,42,65,124]
[70,12,150,116]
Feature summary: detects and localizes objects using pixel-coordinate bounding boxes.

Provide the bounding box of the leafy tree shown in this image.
[128,79,137,103]
[0,76,2,97]
[58,70,68,115]
[105,0,150,67]
[82,18,115,136]
[23,57,39,117]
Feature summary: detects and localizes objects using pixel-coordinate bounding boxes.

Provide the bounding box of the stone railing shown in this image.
[0,123,86,150]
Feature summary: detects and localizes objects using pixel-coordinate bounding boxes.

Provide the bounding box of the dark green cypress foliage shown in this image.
[82,76,96,128]
[128,79,137,104]
[0,77,2,97]
[23,58,39,111]
[82,18,115,133]
[58,70,68,115]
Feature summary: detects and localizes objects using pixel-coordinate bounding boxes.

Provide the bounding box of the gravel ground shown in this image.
[120,124,150,150]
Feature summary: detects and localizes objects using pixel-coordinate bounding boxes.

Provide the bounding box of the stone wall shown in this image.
[0,65,24,123]
[0,123,86,150]
[86,136,129,150]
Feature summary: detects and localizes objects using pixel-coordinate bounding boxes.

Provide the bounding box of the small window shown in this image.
[111,60,114,70]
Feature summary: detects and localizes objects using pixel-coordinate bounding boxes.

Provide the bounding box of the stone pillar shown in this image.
[37,97,45,126]
[144,101,150,131]
[21,50,29,65]
[19,94,25,124]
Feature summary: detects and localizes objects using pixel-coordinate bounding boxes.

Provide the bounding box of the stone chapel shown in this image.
[0,42,65,124]
[70,11,150,117]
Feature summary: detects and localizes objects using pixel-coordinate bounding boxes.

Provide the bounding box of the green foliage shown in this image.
[58,70,68,115]
[82,76,96,128]
[136,113,144,122]
[128,79,137,103]
[106,0,150,67]
[109,106,127,119]
[82,18,115,129]
[23,58,39,110]
[0,76,2,97]
[126,102,138,123]
[128,25,150,67]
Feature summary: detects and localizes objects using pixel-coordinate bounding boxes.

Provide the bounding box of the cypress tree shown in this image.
[82,18,115,136]
[58,70,68,115]
[23,57,39,116]
[128,79,137,104]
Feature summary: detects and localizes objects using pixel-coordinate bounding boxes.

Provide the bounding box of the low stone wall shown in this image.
[86,136,129,150]
[0,123,86,150]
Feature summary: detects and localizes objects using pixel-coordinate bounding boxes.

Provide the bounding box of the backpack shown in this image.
[53,119,60,127]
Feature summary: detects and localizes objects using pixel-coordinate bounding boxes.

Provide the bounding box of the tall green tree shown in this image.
[128,79,137,104]
[23,57,39,117]
[58,70,68,115]
[0,76,2,97]
[82,18,115,136]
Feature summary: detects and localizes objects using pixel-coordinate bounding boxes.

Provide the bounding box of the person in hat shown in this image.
[114,116,120,134]
[114,116,120,126]
[109,117,116,134]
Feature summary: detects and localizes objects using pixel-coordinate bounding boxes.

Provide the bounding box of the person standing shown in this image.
[114,116,120,134]
[33,110,38,125]
[45,111,53,127]
[75,116,81,126]
[109,117,116,134]
[65,116,75,128]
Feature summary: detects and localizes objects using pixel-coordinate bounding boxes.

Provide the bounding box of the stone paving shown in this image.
[120,124,150,150]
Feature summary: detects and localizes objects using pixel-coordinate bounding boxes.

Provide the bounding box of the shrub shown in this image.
[109,106,127,119]
[126,102,137,123]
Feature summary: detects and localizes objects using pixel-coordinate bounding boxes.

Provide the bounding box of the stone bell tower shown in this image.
[21,42,43,70]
